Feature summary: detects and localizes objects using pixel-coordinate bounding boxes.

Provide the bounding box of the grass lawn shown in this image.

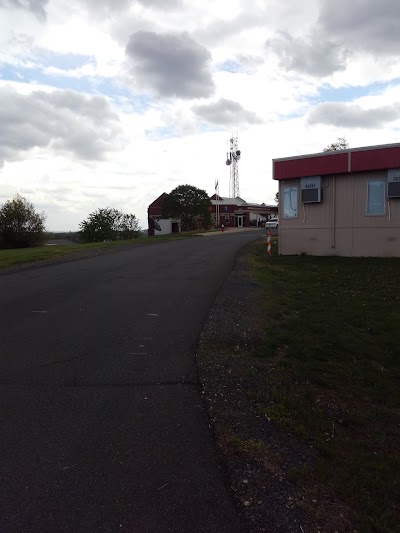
[0,231,204,270]
[250,239,400,532]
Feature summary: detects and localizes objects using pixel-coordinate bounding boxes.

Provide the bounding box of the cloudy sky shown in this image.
[1,0,400,231]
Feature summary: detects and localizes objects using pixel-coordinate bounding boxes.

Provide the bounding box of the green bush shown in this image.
[0,195,46,249]
[79,208,141,243]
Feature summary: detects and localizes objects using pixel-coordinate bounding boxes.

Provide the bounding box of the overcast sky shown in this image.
[1,0,400,231]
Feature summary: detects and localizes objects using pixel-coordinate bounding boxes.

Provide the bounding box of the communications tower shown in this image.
[225,136,241,198]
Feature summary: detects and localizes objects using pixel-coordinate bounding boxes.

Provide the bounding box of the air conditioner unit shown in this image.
[301,176,322,203]
[388,169,400,198]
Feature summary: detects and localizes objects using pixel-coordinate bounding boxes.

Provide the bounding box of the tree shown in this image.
[161,185,212,231]
[0,195,46,248]
[323,137,349,152]
[117,213,141,240]
[79,208,141,243]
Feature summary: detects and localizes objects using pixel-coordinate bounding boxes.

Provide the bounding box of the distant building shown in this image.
[210,195,277,228]
[273,142,400,257]
[147,193,181,236]
[147,193,277,236]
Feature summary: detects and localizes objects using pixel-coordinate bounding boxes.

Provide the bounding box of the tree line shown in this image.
[0,184,211,249]
[0,195,141,249]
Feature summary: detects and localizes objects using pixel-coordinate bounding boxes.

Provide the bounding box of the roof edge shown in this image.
[272,142,400,163]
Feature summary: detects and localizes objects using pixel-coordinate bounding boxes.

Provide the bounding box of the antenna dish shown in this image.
[226,159,231,166]
[236,150,241,157]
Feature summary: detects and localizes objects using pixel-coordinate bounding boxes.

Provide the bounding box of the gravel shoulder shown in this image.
[197,242,355,533]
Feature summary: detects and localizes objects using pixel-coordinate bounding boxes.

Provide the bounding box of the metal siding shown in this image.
[351,146,400,172]
[352,228,400,257]
[279,171,400,257]
[352,170,398,228]
[274,153,348,179]
[299,176,331,229]
[335,175,354,228]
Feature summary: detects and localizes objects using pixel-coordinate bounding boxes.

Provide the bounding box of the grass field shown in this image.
[0,231,205,270]
[251,239,400,532]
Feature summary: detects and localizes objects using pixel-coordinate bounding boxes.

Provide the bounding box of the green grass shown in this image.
[250,239,400,532]
[0,231,204,270]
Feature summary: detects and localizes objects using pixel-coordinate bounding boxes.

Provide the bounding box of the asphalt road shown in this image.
[0,230,262,533]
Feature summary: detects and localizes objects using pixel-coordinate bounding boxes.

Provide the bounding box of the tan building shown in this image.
[273,143,400,257]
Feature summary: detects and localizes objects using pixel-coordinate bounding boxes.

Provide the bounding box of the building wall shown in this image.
[278,170,400,257]
[213,204,277,227]
[156,219,172,235]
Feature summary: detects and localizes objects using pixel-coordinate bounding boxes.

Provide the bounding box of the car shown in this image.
[265,219,278,229]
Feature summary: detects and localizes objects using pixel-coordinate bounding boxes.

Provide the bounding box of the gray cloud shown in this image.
[0,86,121,166]
[268,0,400,77]
[308,102,400,128]
[125,31,215,99]
[319,0,400,56]
[193,98,262,126]
[267,30,348,77]
[0,0,48,21]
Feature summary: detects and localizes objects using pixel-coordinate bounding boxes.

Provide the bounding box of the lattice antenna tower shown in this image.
[225,135,241,198]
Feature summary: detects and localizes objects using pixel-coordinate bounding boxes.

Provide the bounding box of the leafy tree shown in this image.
[79,208,141,243]
[323,137,349,152]
[161,184,212,231]
[117,213,141,240]
[0,195,46,248]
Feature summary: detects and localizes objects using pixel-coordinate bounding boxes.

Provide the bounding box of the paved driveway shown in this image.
[0,231,262,532]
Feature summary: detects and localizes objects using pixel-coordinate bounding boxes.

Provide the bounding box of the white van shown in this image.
[265,218,278,229]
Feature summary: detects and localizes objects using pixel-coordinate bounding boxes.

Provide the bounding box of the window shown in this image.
[367,180,385,215]
[225,215,230,222]
[283,186,297,218]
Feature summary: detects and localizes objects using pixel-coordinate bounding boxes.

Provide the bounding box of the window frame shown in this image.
[282,185,298,219]
[366,179,386,216]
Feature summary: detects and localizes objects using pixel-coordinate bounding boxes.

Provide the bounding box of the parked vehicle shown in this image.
[265,218,278,229]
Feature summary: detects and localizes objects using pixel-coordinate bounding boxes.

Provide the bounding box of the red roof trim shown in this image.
[273,143,400,180]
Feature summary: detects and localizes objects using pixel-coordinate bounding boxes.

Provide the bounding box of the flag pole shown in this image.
[215,179,220,227]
